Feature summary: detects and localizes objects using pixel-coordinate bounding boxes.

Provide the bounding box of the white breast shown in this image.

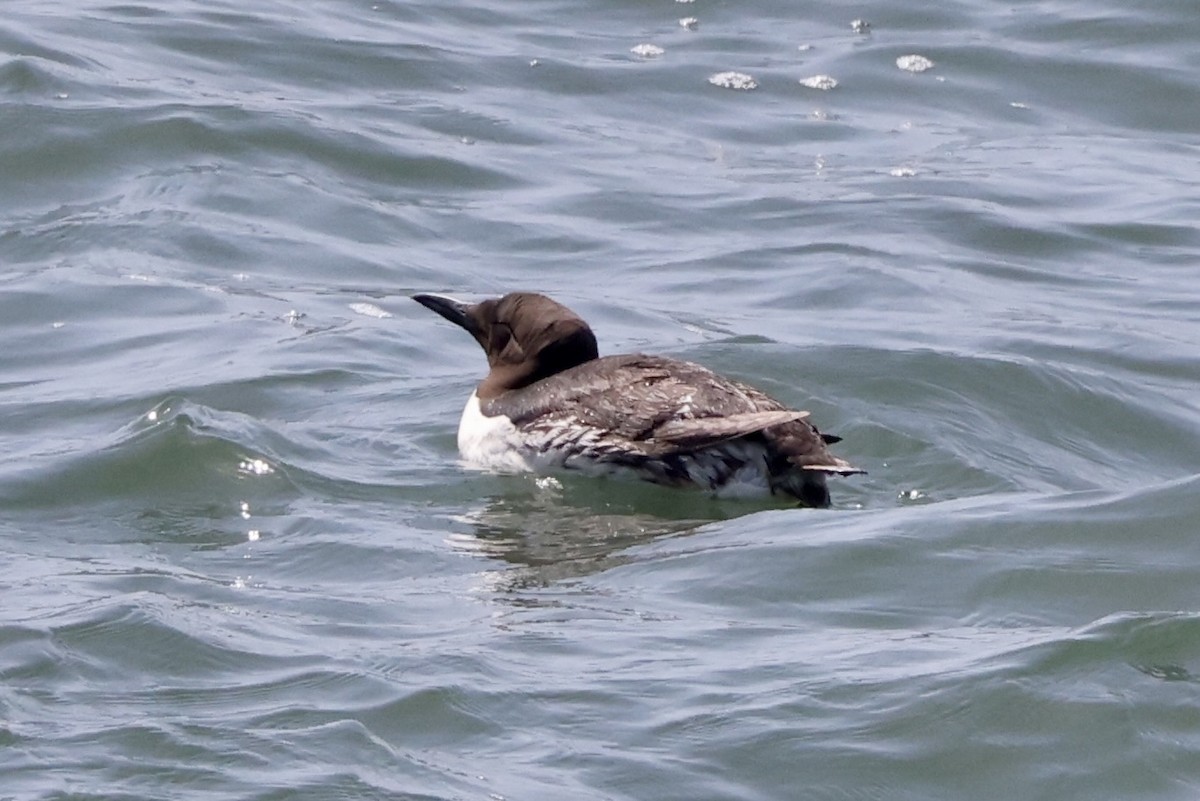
[457,392,534,472]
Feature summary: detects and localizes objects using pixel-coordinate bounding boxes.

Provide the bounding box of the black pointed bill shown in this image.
[412,293,480,336]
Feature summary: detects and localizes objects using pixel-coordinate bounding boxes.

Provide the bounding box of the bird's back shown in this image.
[478,354,859,503]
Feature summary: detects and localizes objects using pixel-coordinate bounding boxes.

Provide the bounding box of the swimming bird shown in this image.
[413,292,862,507]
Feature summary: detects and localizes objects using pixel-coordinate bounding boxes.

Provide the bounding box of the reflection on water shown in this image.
[444,473,783,592]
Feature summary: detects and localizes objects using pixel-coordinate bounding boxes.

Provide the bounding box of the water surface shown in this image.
[3,1,1200,799]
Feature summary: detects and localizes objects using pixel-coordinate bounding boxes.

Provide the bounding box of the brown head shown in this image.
[412,292,599,398]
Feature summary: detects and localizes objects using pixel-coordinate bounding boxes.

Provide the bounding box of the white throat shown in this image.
[456,391,532,472]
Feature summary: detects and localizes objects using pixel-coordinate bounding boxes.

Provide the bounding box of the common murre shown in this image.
[413,291,863,507]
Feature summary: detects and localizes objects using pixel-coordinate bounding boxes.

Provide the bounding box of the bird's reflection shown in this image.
[444,473,784,593]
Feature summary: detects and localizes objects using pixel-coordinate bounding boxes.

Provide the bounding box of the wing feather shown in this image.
[650,410,810,447]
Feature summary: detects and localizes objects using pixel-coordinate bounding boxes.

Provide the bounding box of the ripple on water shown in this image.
[4,0,1200,799]
[0,398,294,511]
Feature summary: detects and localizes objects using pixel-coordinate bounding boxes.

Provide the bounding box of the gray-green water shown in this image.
[4,1,1200,799]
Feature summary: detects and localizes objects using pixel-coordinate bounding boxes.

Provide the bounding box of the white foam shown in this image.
[349,302,392,318]
[708,71,758,90]
[800,74,838,91]
[631,43,665,58]
[896,54,935,73]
